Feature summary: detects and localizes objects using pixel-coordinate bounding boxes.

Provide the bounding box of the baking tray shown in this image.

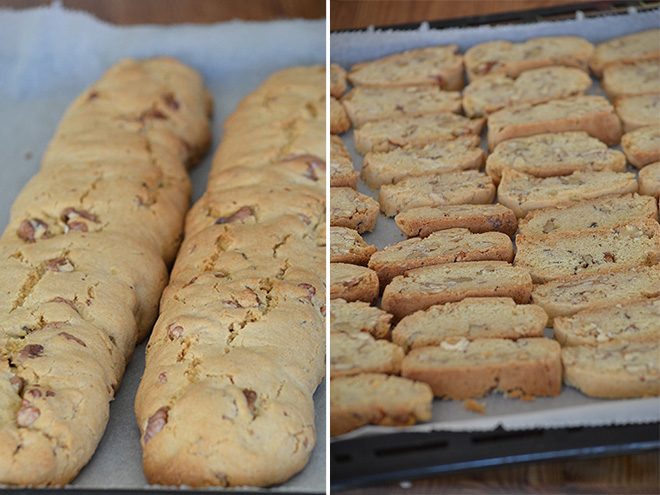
[330,4,660,490]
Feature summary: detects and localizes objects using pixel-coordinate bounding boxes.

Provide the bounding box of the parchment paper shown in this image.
[0,3,325,492]
[331,9,660,441]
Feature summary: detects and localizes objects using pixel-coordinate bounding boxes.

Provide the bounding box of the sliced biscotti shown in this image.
[561,341,659,398]
[395,204,518,238]
[487,96,622,151]
[330,298,392,339]
[464,36,594,82]
[531,265,660,325]
[486,132,626,184]
[330,226,377,265]
[342,85,461,127]
[602,58,660,100]
[361,136,484,188]
[518,194,658,237]
[379,171,495,217]
[515,219,660,283]
[347,45,464,90]
[392,298,547,351]
[590,29,660,78]
[463,67,591,117]
[622,126,660,168]
[354,113,485,154]
[330,135,358,188]
[615,94,660,133]
[368,228,514,286]
[330,63,347,98]
[330,332,404,378]
[331,187,379,233]
[402,338,562,399]
[497,169,638,218]
[330,96,350,134]
[639,162,660,199]
[330,373,433,436]
[554,297,660,347]
[381,261,533,320]
[330,263,379,303]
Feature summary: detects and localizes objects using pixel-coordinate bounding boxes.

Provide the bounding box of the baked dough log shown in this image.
[134,66,326,487]
[0,58,212,486]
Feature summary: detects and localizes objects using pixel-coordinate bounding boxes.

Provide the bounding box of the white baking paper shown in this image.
[331,9,660,441]
[0,3,325,491]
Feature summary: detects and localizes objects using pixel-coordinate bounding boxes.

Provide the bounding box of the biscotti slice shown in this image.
[330,263,379,303]
[639,162,660,199]
[515,219,660,283]
[330,63,347,98]
[465,36,594,82]
[395,204,518,238]
[330,135,358,188]
[330,298,392,339]
[342,85,461,127]
[381,261,532,320]
[330,332,404,378]
[331,187,379,233]
[561,341,659,398]
[354,113,485,154]
[486,131,626,184]
[487,96,622,151]
[531,265,660,325]
[330,373,433,436]
[518,194,658,237]
[497,169,638,218]
[602,58,660,99]
[463,67,591,117]
[590,29,660,78]
[330,226,378,265]
[402,338,562,399]
[392,297,547,351]
[554,297,660,346]
[330,96,350,134]
[379,171,495,217]
[361,136,484,188]
[348,45,464,90]
[622,126,660,168]
[615,94,660,133]
[368,228,514,286]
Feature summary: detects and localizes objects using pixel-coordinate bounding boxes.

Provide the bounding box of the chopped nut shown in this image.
[215,206,254,224]
[59,332,86,347]
[167,325,184,340]
[143,406,169,444]
[298,283,316,302]
[163,93,180,110]
[242,388,258,415]
[16,403,40,427]
[9,376,25,394]
[46,257,75,272]
[18,219,49,243]
[18,344,44,362]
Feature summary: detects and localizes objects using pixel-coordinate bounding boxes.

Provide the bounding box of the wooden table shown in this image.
[330,1,659,493]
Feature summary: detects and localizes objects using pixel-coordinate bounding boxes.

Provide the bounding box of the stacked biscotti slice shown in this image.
[0,58,212,486]
[134,67,326,487]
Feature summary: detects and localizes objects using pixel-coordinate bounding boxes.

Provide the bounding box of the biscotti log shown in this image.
[331,186,379,233]
[330,96,350,134]
[590,29,660,78]
[134,66,325,487]
[518,194,658,237]
[347,45,464,90]
[561,341,659,399]
[614,94,660,133]
[0,58,212,486]
[401,338,562,399]
[531,265,660,325]
[639,162,660,199]
[464,36,593,82]
[497,168,638,218]
[485,131,626,184]
[330,373,434,436]
[330,298,392,339]
[622,126,660,168]
[330,63,348,98]
[554,297,660,347]
[330,263,379,304]
[462,67,591,118]
[368,228,514,286]
[601,58,660,100]
[361,136,484,189]
[330,135,358,188]
[330,332,404,378]
[342,85,462,127]
[395,204,518,238]
[392,297,547,352]
[381,261,533,321]
[330,226,378,265]
[486,95,622,151]
[353,112,485,154]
